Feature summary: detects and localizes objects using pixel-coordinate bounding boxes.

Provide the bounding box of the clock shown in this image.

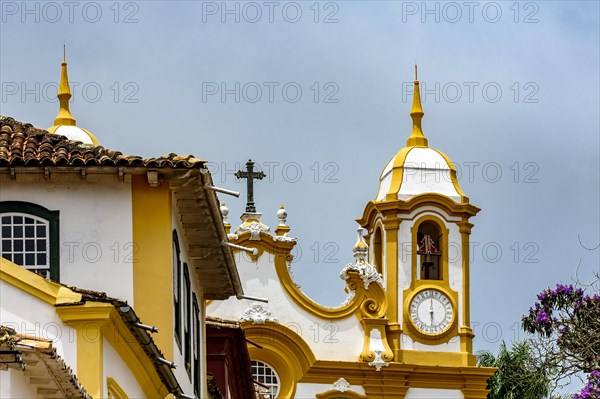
[409,289,453,335]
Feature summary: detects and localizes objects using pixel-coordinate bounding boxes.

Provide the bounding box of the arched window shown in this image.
[0,201,59,281]
[252,360,280,398]
[416,221,442,280]
[373,227,383,274]
[173,230,182,348]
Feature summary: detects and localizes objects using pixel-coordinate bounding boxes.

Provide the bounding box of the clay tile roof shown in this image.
[0,325,91,399]
[0,116,205,169]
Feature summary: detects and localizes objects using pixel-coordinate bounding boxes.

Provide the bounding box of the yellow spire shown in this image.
[53,45,76,126]
[406,64,428,147]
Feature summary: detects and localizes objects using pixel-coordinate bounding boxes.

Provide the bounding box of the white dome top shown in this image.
[52,125,96,145]
[376,146,464,203]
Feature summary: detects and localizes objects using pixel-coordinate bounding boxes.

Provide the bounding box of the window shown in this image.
[183,264,191,377]
[372,227,383,274]
[192,295,200,396]
[173,230,182,348]
[251,360,280,398]
[416,221,442,280]
[0,202,59,281]
[107,378,129,399]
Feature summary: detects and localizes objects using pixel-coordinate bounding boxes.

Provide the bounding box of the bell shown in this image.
[423,253,434,267]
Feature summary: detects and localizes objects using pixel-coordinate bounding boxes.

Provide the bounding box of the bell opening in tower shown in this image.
[373,227,383,274]
[417,221,442,280]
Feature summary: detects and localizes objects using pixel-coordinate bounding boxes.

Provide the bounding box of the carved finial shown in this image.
[220,202,229,222]
[274,204,292,238]
[353,227,368,261]
[220,202,231,234]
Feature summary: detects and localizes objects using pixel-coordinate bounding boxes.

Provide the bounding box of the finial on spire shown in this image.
[406,64,428,147]
[54,47,76,127]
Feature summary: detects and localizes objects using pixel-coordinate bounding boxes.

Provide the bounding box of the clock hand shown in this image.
[429,299,434,326]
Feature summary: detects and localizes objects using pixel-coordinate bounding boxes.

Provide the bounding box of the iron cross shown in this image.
[235,159,266,213]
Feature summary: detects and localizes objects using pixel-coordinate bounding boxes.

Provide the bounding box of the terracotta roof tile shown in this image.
[0,116,205,169]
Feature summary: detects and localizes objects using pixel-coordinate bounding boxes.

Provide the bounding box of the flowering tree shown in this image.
[521,283,600,398]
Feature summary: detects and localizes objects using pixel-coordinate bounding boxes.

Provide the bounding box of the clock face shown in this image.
[409,289,453,335]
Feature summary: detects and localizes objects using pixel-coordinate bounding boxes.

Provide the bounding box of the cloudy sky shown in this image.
[1,0,598,384]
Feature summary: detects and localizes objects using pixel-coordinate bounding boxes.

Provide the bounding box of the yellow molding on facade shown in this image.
[76,322,104,398]
[0,257,82,305]
[107,377,129,399]
[383,147,413,202]
[131,175,174,361]
[459,219,474,353]
[57,302,168,399]
[316,389,368,399]
[232,234,388,321]
[243,321,316,399]
[303,360,494,398]
[357,193,480,228]
[359,318,394,363]
[402,283,459,346]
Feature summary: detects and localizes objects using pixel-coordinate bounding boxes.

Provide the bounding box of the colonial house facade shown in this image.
[0,55,254,398]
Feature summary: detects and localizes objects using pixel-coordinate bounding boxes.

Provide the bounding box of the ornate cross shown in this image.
[235,159,266,213]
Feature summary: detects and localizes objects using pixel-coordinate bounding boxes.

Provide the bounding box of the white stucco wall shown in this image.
[208,248,364,362]
[295,382,366,397]
[0,280,77,369]
[103,337,146,399]
[0,173,134,303]
[0,368,39,399]
[404,387,464,398]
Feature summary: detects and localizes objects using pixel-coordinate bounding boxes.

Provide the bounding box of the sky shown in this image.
[1,0,599,389]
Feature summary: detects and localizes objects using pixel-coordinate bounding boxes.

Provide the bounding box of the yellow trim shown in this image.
[358,193,479,229]
[458,220,475,355]
[131,175,173,361]
[303,360,494,398]
[410,215,449,283]
[402,284,459,345]
[0,257,82,305]
[77,322,104,398]
[380,147,468,204]
[406,74,428,147]
[107,377,129,399]
[359,318,394,363]
[57,302,168,399]
[232,233,387,320]
[383,147,412,202]
[48,52,100,145]
[54,57,76,127]
[431,147,466,200]
[401,214,459,345]
[316,389,368,399]
[243,322,316,399]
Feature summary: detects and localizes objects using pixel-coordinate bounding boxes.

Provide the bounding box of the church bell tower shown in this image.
[357,66,481,367]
